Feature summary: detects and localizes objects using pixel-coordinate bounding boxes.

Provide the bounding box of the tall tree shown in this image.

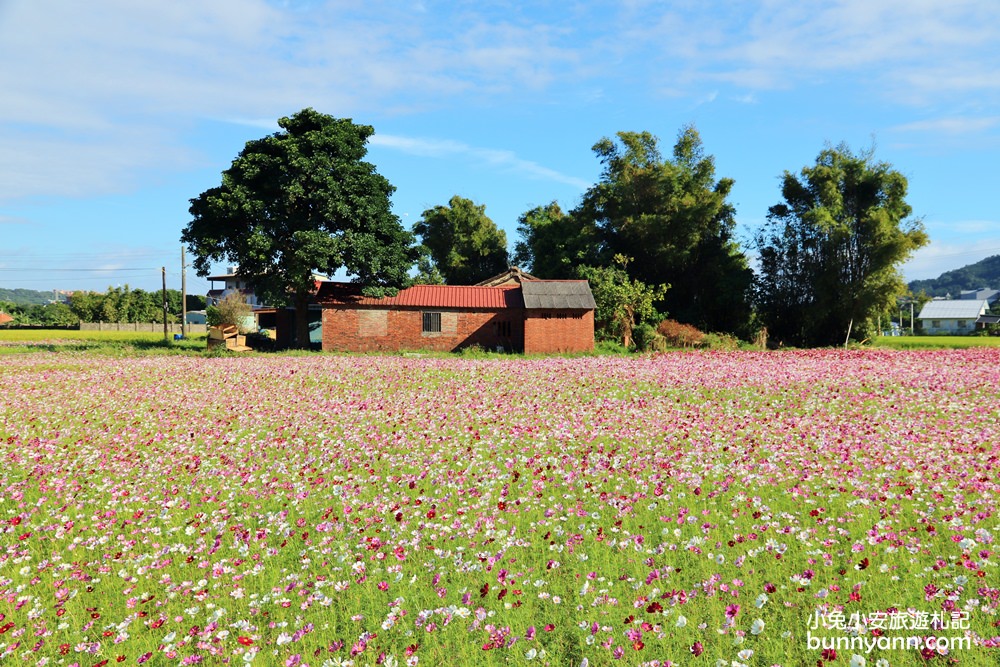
[512,202,601,279]
[182,108,417,347]
[413,195,508,284]
[573,127,752,335]
[754,144,929,347]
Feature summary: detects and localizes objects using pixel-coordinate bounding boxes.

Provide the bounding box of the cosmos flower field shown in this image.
[1,349,998,666]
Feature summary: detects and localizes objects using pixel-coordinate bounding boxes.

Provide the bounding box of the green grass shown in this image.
[870,335,1000,349]
[0,329,211,356]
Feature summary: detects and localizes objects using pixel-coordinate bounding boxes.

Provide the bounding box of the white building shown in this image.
[917,299,988,335]
[206,267,264,308]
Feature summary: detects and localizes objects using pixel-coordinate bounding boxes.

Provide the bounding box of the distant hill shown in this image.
[0,287,59,306]
[908,255,1000,298]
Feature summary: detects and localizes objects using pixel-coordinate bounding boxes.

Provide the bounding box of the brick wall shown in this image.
[523,309,594,354]
[322,306,524,353]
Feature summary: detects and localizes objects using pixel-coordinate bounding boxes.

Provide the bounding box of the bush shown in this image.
[656,319,705,348]
[208,292,253,333]
[702,332,742,351]
[632,322,664,352]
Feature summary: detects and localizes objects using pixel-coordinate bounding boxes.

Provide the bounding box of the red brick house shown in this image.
[315,275,595,354]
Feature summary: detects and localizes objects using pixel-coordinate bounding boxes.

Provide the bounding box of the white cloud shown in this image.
[370,134,591,190]
[0,0,587,203]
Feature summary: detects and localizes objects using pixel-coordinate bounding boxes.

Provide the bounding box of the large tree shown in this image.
[578,127,752,335]
[754,144,929,347]
[514,127,753,335]
[413,195,508,285]
[512,202,601,279]
[182,108,417,347]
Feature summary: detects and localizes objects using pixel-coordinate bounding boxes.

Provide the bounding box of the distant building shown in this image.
[185,310,207,325]
[958,288,999,305]
[206,267,264,308]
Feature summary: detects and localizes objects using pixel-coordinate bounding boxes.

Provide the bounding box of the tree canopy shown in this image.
[512,202,600,280]
[413,195,508,285]
[181,108,417,346]
[578,255,668,349]
[514,127,752,336]
[754,144,929,346]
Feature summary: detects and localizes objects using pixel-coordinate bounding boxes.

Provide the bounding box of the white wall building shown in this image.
[917,299,988,335]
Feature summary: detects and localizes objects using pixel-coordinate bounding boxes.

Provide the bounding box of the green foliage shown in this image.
[579,127,754,335]
[514,127,753,336]
[755,143,929,347]
[413,195,508,284]
[208,291,253,332]
[512,202,600,279]
[0,301,80,327]
[182,108,418,347]
[578,256,668,349]
[65,287,188,324]
[412,248,445,285]
[631,322,662,352]
[0,288,56,306]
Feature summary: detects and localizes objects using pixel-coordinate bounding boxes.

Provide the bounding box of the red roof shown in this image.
[0,312,13,325]
[316,282,523,309]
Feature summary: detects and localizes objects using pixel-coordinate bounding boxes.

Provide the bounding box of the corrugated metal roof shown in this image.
[918,299,988,319]
[521,280,597,310]
[316,282,524,309]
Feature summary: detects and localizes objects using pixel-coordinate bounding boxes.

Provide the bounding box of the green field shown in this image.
[870,335,1000,349]
[1,348,998,665]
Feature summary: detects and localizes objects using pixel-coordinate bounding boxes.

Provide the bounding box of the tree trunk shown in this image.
[294,292,311,350]
[844,318,853,348]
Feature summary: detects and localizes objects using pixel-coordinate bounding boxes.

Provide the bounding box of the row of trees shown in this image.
[0,288,205,326]
[182,108,928,349]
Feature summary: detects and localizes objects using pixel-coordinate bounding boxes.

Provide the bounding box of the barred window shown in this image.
[422,312,442,333]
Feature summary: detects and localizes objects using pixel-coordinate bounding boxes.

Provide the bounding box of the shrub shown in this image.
[208,292,253,333]
[632,322,664,352]
[657,319,705,348]
[702,332,742,350]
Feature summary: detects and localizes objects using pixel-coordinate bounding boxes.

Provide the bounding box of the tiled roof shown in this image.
[316,282,524,309]
[918,299,988,319]
[522,280,597,310]
[0,312,13,325]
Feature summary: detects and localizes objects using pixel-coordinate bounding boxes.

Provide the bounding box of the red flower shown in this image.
[691,642,704,656]
[855,557,869,570]
[544,624,555,632]
[237,636,254,646]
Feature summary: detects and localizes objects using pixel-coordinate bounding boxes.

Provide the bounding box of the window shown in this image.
[931,320,940,328]
[494,320,512,337]
[957,320,967,328]
[422,312,441,333]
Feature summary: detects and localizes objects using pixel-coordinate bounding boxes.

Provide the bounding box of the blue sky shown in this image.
[2,0,999,297]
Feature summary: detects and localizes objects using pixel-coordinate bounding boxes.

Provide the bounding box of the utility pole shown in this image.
[181,246,187,339]
[162,267,168,342]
